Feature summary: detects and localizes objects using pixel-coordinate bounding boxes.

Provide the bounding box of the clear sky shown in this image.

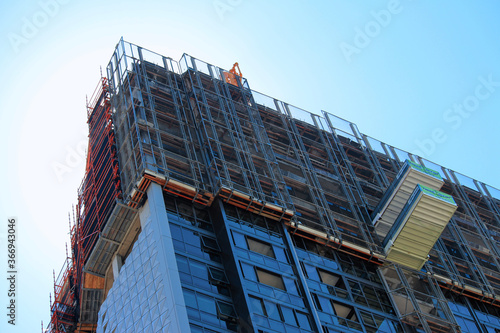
[0,0,499,331]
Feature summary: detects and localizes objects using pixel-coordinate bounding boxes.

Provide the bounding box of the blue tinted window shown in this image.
[190,260,207,278]
[232,231,247,248]
[249,296,266,316]
[176,255,189,273]
[241,263,257,280]
[172,239,185,252]
[296,311,311,330]
[217,300,237,318]
[186,243,204,256]
[304,264,320,280]
[317,295,333,314]
[189,324,220,333]
[485,325,500,333]
[208,267,228,283]
[183,289,197,308]
[452,302,470,315]
[274,247,288,263]
[377,318,398,333]
[264,300,281,321]
[182,228,200,244]
[190,324,204,333]
[283,277,298,295]
[170,224,183,240]
[201,236,220,252]
[193,276,211,290]
[197,294,216,314]
[179,272,191,284]
[281,306,297,326]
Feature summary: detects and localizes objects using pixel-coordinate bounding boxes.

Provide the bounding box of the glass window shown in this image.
[303,263,320,281]
[241,262,257,280]
[182,228,199,244]
[190,324,204,333]
[197,294,216,314]
[179,271,192,284]
[207,267,230,296]
[313,294,333,314]
[281,306,297,326]
[216,300,237,321]
[296,311,311,330]
[323,326,343,333]
[264,300,282,321]
[249,296,266,316]
[190,324,220,333]
[190,260,208,279]
[231,231,246,247]
[193,276,211,290]
[256,268,286,291]
[172,238,185,252]
[247,237,275,258]
[176,255,189,273]
[170,224,183,240]
[283,277,299,295]
[208,267,228,285]
[201,236,220,252]
[183,289,197,308]
[273,247,289,263]
[312,293,322,311]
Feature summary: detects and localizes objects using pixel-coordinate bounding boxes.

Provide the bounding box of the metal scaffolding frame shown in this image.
[49,77,122,333]
[48,39,500,332]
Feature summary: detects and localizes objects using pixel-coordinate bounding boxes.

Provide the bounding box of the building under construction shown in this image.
[49,39,500,333]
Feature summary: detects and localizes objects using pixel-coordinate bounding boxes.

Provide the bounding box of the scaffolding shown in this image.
[50,250,76,333]
[380,264,461,332]
[107,43,213,209]
[49,77,122,332]
[49,39,500,332]
[104,40,390,251]
[104,41,500,309]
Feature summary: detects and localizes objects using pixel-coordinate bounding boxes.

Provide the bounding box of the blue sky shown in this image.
[1,0,499,331]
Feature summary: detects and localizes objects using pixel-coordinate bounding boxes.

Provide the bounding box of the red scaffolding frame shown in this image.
[48,77,121,333]
[49,241,76,333]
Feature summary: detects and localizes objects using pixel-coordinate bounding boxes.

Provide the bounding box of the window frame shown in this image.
[216,300,237,323]
[246,236,276,259]
[255,267,286,291]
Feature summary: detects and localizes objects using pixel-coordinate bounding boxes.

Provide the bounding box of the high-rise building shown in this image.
[49,39,500,333]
